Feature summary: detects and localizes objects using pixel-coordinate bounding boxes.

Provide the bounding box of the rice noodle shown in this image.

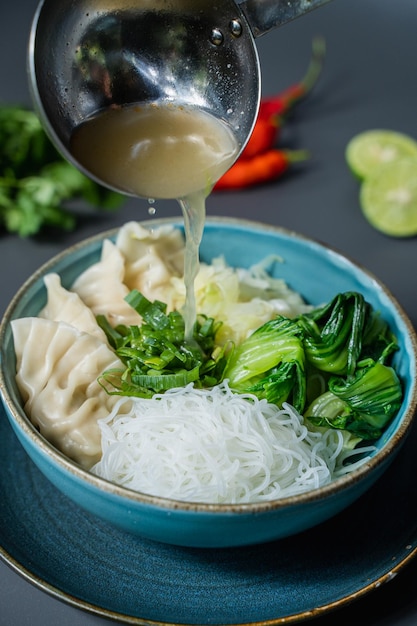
[91,381,374,504]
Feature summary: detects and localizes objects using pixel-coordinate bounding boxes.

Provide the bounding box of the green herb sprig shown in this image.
[0,104,125,237]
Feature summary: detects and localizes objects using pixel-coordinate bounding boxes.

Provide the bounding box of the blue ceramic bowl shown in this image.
[1,217,416,548]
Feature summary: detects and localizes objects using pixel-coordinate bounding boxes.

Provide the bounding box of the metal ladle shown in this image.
[28,0,332,196]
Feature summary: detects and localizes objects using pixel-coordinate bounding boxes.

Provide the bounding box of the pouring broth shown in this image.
[70,103,238,199]
[70,103,239,335]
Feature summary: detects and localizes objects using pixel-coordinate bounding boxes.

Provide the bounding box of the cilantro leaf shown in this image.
[0,103,125,237]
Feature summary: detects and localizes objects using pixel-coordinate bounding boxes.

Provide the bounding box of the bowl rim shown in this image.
[1,215,417,514]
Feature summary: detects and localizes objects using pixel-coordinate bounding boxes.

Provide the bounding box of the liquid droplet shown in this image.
[148,198,156,215]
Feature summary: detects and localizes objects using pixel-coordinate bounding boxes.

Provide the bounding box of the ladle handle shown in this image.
[237,0,333,37]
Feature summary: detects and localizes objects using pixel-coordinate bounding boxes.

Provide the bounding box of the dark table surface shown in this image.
[1,1,417,624]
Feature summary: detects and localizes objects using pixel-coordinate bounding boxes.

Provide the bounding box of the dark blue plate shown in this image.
[1,401,417,624]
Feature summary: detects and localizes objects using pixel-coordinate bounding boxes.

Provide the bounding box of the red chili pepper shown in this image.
[258,36,326,121]
[239,115,281,160]
[214,149,309,191]
[237,36,325,164]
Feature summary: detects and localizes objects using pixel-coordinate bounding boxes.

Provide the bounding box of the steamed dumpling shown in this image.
[71,238,141,327]
[12,317,124,469]
[39,273,107,341]
[116,221,184,308]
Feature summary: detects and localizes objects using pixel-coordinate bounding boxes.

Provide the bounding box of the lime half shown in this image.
[346,129,417,180]
[360,157,417,237]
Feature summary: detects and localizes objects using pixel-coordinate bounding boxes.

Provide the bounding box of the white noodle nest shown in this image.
[92,381,374,504]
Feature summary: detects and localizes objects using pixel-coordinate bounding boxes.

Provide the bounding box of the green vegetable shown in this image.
[97,290,229,397]
[0,104,125,236]
[306,360,403,439]
[223,316,306,412]
[295,291,367,376]
[295,291,398,374]
[97,287,403,442]
[225,291,403,441]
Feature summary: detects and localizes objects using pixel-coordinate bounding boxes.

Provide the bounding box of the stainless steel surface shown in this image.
[28,0,331,196]
[28,0,260,194]
[238,0,333,37]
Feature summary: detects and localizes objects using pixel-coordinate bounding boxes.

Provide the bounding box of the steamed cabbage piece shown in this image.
[171,256,313,345]
[12,222,311,469]
[114,221,312,345]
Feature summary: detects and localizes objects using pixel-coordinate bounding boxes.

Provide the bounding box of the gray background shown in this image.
[1,0,417,624]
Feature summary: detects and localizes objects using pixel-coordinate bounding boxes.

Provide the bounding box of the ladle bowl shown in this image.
[28,0,332,196]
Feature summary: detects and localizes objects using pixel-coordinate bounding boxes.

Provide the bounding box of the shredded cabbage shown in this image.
[115,224,312,345]
[170,255,312,345]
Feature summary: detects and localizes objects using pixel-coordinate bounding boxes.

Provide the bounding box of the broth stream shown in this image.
[71,103,239,336]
